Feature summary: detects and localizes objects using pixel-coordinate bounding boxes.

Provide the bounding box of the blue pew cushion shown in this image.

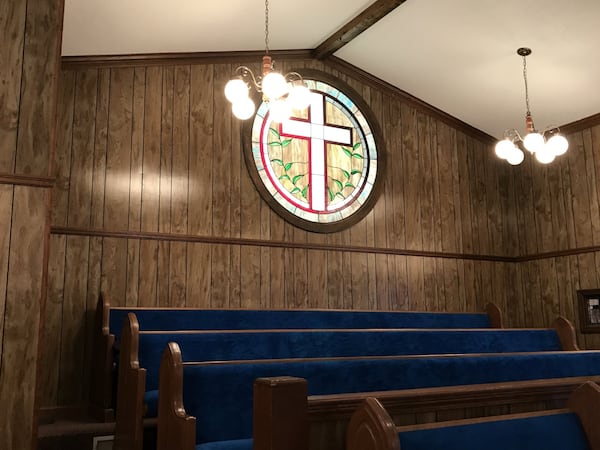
[398,412,590,450]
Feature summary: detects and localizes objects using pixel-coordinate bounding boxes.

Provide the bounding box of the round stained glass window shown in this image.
[243,70,384,232]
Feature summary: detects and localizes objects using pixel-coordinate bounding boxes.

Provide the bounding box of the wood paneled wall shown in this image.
[43,58,521,408]
[0,0,64,448]
[509,125,600,349]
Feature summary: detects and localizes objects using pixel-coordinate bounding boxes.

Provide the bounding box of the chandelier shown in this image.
[495,47,568,165]
[224,0,311,121]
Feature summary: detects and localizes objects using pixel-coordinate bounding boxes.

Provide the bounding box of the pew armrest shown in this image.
[89,292,115,421]
[568,381,600,450]
[254,377,308,450]
[553,316,580,351]
[486,303,503,328]
[157,342,196,450]
[114,313,147,450]
[346,398,399,450]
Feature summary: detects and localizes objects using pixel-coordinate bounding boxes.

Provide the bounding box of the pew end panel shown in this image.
[485,303,503,328]
[89,291,115,421]
[157,342,196,450]
[553,316,580,351]
[114,313,147,450]
[346,397,399,450]
[568,381,600,449]
[254,377,308,450]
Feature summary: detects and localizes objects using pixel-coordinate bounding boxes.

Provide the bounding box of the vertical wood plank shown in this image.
[40,234,66,407]
[15,0,61,175]
[0,0,26,172]
[437,122,458,253]
[0,186,13,384]
[139,67,162,306]
[240,246,261,308]
[157,67,174,306]
[68,70,98,228]
[582,129,600,246]
[52,71,76,227]
[269,212,285,309]
[569,132,593,247]
[0,187,46,449]
[169,66,190,307]
[58,236,90,404]
[456,133,474,255]
[211,64,232,308]
[470,140,490,255]
[125,68,146,306]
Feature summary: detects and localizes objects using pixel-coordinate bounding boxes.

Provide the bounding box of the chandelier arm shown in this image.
[504,128,524,142]
[235,66,262,91]
[285,72,305,83]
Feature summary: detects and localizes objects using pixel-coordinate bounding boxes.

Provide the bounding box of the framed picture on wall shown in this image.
[577,289,600,333]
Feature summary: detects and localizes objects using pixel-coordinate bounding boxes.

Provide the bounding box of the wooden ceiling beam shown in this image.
[313,0,408,60]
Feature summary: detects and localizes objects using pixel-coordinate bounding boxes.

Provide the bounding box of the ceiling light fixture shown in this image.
[495,47,568,166]
[224,0,311,121]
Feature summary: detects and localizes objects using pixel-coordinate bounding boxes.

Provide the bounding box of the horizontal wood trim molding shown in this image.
[50,227,600,263]
[61,49,314,70]
[560,112,600,135]
[0,172,55,188]
[50,226,513,262]
[517,245,600,262]
[323,56,497,145]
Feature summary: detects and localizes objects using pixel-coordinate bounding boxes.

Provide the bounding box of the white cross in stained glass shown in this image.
[280,92,353,212]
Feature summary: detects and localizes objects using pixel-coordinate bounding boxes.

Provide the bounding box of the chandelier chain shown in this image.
[522,54,531,116]
[264,0,270,54]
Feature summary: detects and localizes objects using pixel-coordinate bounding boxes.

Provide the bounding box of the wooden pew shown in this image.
[259,375,600,450]
[157,343,600,450]
[114,312,567,450]
[346,381,600,450]
[90,292,503,420]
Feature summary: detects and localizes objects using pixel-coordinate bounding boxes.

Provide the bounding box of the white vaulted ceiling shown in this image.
[62,0,600,139]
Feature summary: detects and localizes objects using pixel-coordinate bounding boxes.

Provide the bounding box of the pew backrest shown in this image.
[139,327,563,391]
[164,347,600,446]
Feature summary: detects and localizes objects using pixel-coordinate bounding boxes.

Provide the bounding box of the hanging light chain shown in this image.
[264,0,270,54]
[522,53,531,116]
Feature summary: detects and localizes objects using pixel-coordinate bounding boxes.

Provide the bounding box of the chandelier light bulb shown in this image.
[495,139,515,160]
[262,71,289,100]
[232,97,256,120]
[523,132,545,153]
[287,84,312,110]
[506,148,525,166]
[546,134,569,156]
[269,98,292,123]
[224,79,249,103]
[535,146,556,164]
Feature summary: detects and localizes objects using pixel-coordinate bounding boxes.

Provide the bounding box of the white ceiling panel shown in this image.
[335,0,600,138]
[62,0,376,55]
